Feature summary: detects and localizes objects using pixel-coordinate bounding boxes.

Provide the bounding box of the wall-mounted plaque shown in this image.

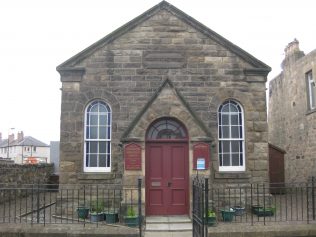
[193,143,210,170]
[124,143,141,170]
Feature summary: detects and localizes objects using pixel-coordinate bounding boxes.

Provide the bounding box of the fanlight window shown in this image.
[147,119,187,140]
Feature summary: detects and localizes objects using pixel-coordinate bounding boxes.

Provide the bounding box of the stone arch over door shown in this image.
[145,117,189,215]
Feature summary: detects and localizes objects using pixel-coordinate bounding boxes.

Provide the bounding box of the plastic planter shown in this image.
[77,207,89,219]
[232,206,245,216]
[221,209,235,222]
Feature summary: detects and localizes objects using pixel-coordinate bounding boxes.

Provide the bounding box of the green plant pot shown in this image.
[221,210,235,222]
[90,213,104,222]
[232,206,245,216]
[207,216,217,226]
[251,205,263,215]
[124,216,139,227]
[105,212,119,223]
[256,208,274,217]
[77,207,89,219]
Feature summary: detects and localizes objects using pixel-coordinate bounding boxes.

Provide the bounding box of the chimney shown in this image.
[8,133,15,143]
[282,39,305,69]
[17,131,24,142]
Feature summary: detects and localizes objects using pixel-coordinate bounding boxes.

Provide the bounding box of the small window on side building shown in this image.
[306,71,316,111]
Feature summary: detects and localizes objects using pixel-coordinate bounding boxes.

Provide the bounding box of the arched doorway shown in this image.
[145,118,189,215]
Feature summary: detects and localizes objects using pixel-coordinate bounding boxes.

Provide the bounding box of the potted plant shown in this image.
[256,206,275,217]
[77,206,89,219]
[220,208,235,222]
[104,208,119,224]
[206,210,217,226]
[232,206,245,216]
[90,200,105,222]
[124,206,139,227]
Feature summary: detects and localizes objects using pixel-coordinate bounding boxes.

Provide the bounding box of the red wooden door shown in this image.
[146,142,188,215]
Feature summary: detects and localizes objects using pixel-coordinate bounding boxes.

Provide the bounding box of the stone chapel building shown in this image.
[57,1,270,216]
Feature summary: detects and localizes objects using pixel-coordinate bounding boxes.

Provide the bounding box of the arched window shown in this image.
[147,118,187,140]
[84,100,111,172]
[218,100,245,171]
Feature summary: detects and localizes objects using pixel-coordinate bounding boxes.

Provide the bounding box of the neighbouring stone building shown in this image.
[269,39,316,183]
[57,1,270,216]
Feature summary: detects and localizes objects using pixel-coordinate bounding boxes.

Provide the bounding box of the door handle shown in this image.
[167,181,172,187]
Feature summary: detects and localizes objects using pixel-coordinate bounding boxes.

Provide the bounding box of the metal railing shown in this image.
[0,179,143,232]
[209,179,316,225]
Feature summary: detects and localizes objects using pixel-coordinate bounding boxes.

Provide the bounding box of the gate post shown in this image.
[138,178,142,237]
[204,178,209,237]
[312,177,315,220]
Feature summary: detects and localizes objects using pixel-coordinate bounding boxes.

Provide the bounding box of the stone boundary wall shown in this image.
[0,163,54,185]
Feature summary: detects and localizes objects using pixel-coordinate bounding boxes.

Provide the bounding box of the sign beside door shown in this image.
[193,143,210,170]
[124,143,141,170]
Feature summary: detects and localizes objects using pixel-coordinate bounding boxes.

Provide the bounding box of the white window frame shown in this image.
[218,100,245,172]
[84,100,111,172]
[307,71,316,110]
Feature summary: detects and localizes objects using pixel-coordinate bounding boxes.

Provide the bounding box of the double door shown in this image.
[146,142,188,215]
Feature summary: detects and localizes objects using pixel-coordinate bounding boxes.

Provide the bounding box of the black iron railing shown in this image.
[0,179,143,231]
[209,179,316,225]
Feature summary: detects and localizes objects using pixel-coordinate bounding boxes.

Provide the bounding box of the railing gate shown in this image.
[192,176,208,237]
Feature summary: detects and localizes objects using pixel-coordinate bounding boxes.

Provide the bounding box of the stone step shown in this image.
[145,216,192,232]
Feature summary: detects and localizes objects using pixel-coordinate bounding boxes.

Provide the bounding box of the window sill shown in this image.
[214,172,251,179]
[78,173,118,180]
[306,109,316,115]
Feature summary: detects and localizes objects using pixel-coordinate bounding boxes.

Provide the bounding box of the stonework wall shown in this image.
[58,7,269,186]
[0,163,54,185]
[269,43,316,183]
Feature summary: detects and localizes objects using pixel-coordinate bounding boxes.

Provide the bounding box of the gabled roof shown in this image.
[57,1,270,73]
[121,78,212,141]
[0,136,48,148]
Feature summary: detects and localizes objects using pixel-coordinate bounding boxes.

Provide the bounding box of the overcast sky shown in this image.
[0,0,315,144]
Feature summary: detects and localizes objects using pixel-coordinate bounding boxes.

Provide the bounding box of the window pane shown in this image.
[99,142,106,153]
[90,115,98,125]
[222,115,229,125]
[219,153,223,166]
[107,154,111,167]
[311,82,316,108]
[222,154,230,166]
[99,115,107,125]
[99,126,106,139]
[89,155,97,167]
[222,104,229,112]
[107,142,111,154]
[231,115,239,125]
[90,104,98,112]
[222,126,229,138]
[90,127,98,139]
[232,154,239,166]
[90,142,98,153]
[222,141,230,153]
[99,154,107,167]
[231,141,239,153]
[229,104,238,113]
[86,154,89,166]
[99,104,107,112]
[231,126,239,138]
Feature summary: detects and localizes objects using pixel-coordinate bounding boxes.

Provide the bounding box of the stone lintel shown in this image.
[190,137,213,142]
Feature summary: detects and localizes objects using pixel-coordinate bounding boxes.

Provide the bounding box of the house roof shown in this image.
[0,136,48,148]
[56,0,271,73]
